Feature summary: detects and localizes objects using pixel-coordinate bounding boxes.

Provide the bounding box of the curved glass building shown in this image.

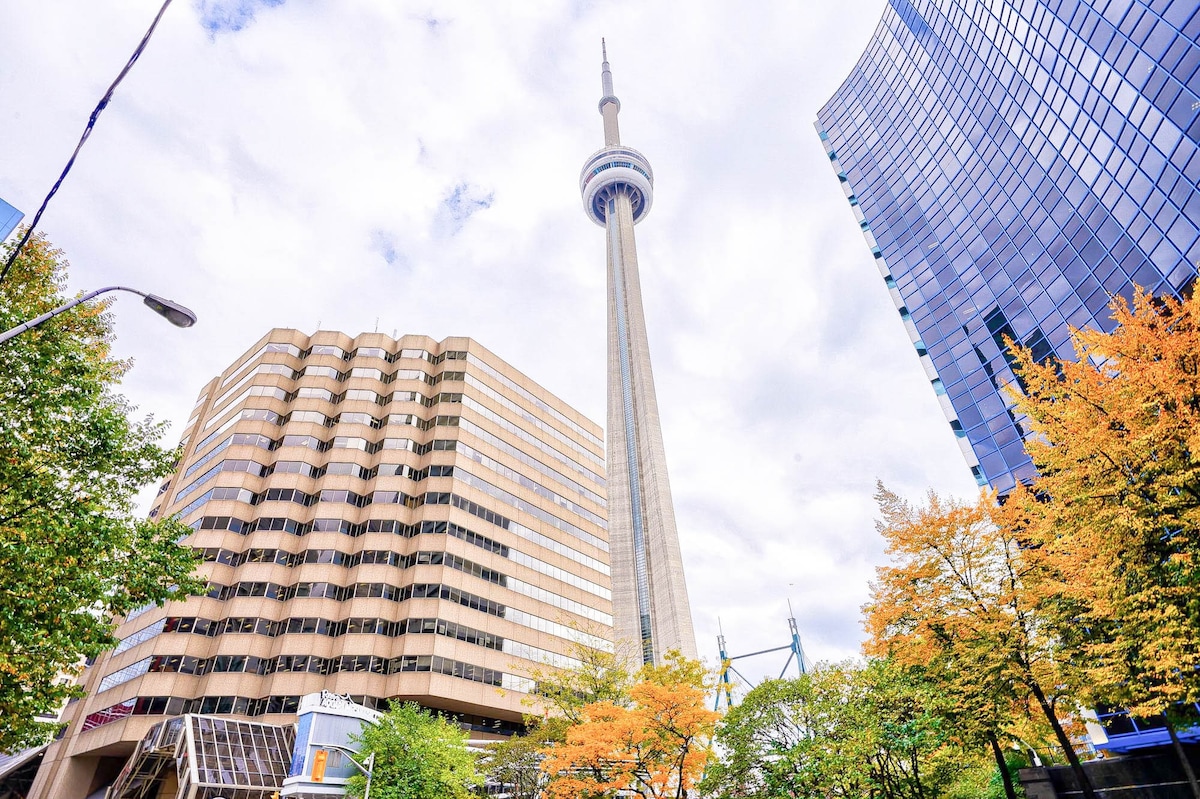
[817,0,1199,494]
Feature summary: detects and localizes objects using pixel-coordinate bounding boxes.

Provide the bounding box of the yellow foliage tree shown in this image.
[540,653,717,799]
[1002,288,1200,797]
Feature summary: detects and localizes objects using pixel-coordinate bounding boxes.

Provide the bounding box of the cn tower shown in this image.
[580,41,697,665]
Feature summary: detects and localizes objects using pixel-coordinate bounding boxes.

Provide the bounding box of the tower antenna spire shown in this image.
[598,38,620,145]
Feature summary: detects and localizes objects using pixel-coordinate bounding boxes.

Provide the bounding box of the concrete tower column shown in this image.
[580,42,697,665]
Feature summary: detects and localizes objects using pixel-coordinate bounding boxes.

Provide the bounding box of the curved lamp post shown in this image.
[319,744,375,799]
[0,285,196,346]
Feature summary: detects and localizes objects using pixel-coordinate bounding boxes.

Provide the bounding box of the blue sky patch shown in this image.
[196,0,286,34]
[369,229,407,268]
[438,182,494,235]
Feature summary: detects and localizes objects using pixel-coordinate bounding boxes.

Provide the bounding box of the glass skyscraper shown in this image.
[817,0,1199,494]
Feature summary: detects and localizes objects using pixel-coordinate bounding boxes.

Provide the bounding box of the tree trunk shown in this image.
[1166,719,1200,799]
[911,746,926,799]
[1028,680,1098,799]
[988,730,1018,799]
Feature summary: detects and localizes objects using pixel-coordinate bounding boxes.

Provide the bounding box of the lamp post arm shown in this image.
[0,285,149,346]
[319,744,375,799]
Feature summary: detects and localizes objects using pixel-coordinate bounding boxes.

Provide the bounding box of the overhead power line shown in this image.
[0,0,176,285]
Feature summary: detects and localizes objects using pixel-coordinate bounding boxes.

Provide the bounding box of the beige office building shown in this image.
[32,329,611,799]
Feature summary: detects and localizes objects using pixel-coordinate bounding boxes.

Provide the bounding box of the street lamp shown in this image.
[0,285,196,346]
[319,744,375,799]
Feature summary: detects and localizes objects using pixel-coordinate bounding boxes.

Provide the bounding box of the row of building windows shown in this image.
[181,445,603,533]
[452,465,607,542]
[460,374,604,468]
[205,578,498,609]
[177,455,453,507]
[213,360,465,414]
[201,567,611,625]
[455,440,605,520]
[213,383,462,422]
[455,427,605,505]
[172,484,423,519]
[202,545,497,574]
[192,404,457,457]
[176,491,609,592]
[459,407,605,486]
[194,509,608,580]
[198,575,608,649]
[461,352,604,449]
[111,614,579,678]
[99,649,534,694]
[198,406,461,458]
[81,692,525,736]
[221,343,603,451]
[186,433,460,482]
[247,392,463,431]
[174,460,605,551]
[187,432,456,490]
[135,652,522,688]
[192,394,603,491]
[211,370,596,487]
[198,536,609,601]
[220,344,458,385]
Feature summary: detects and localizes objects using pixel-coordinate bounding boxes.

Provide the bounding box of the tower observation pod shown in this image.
[581,41,697,666]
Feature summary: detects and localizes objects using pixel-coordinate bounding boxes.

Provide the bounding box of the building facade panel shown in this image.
[817,0,1199,493]
[33,329,610,798]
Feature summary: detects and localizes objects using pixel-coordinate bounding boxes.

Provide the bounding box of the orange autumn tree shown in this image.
[1003,288,1200,731]
[864,486,1098,799]
[540,652,718,799]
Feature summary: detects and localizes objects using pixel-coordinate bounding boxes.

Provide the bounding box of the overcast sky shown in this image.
[0,0,980,685]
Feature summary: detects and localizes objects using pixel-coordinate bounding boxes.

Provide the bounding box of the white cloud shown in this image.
[0,0,978,678]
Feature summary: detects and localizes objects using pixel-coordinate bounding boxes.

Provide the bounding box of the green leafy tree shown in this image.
[0,232,202,751]
[704,658,974,799]
[348,702,482,799]
[479,716,570,799]
[524,637,634,723]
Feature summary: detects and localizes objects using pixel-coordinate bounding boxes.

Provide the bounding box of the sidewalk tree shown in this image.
[479,717,569,799]
[703,659,977,799]
[1006,288,1200,718]
[865,486,1096,799]
[0,232,201,751]
[481,638,631,797]
[348,701,481,799]
[1004,287,1200,796]
[525,638,634,723]
[540,652,717,799]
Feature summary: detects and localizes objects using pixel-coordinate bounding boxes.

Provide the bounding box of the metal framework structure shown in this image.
[107,714,294,799]
[713,605,809,711]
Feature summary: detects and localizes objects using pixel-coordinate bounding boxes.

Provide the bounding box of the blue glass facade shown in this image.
[0,197,22,242]
[817,0,1200,495]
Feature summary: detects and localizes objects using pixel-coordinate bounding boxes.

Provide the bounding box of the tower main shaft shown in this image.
[580,43,697,665]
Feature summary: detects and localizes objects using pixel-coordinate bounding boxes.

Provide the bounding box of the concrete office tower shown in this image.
[32,330,611,798]
[580,43,697,665]
[817,0,1200,495]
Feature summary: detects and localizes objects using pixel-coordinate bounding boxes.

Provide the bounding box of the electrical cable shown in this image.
[0,0,175,285]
